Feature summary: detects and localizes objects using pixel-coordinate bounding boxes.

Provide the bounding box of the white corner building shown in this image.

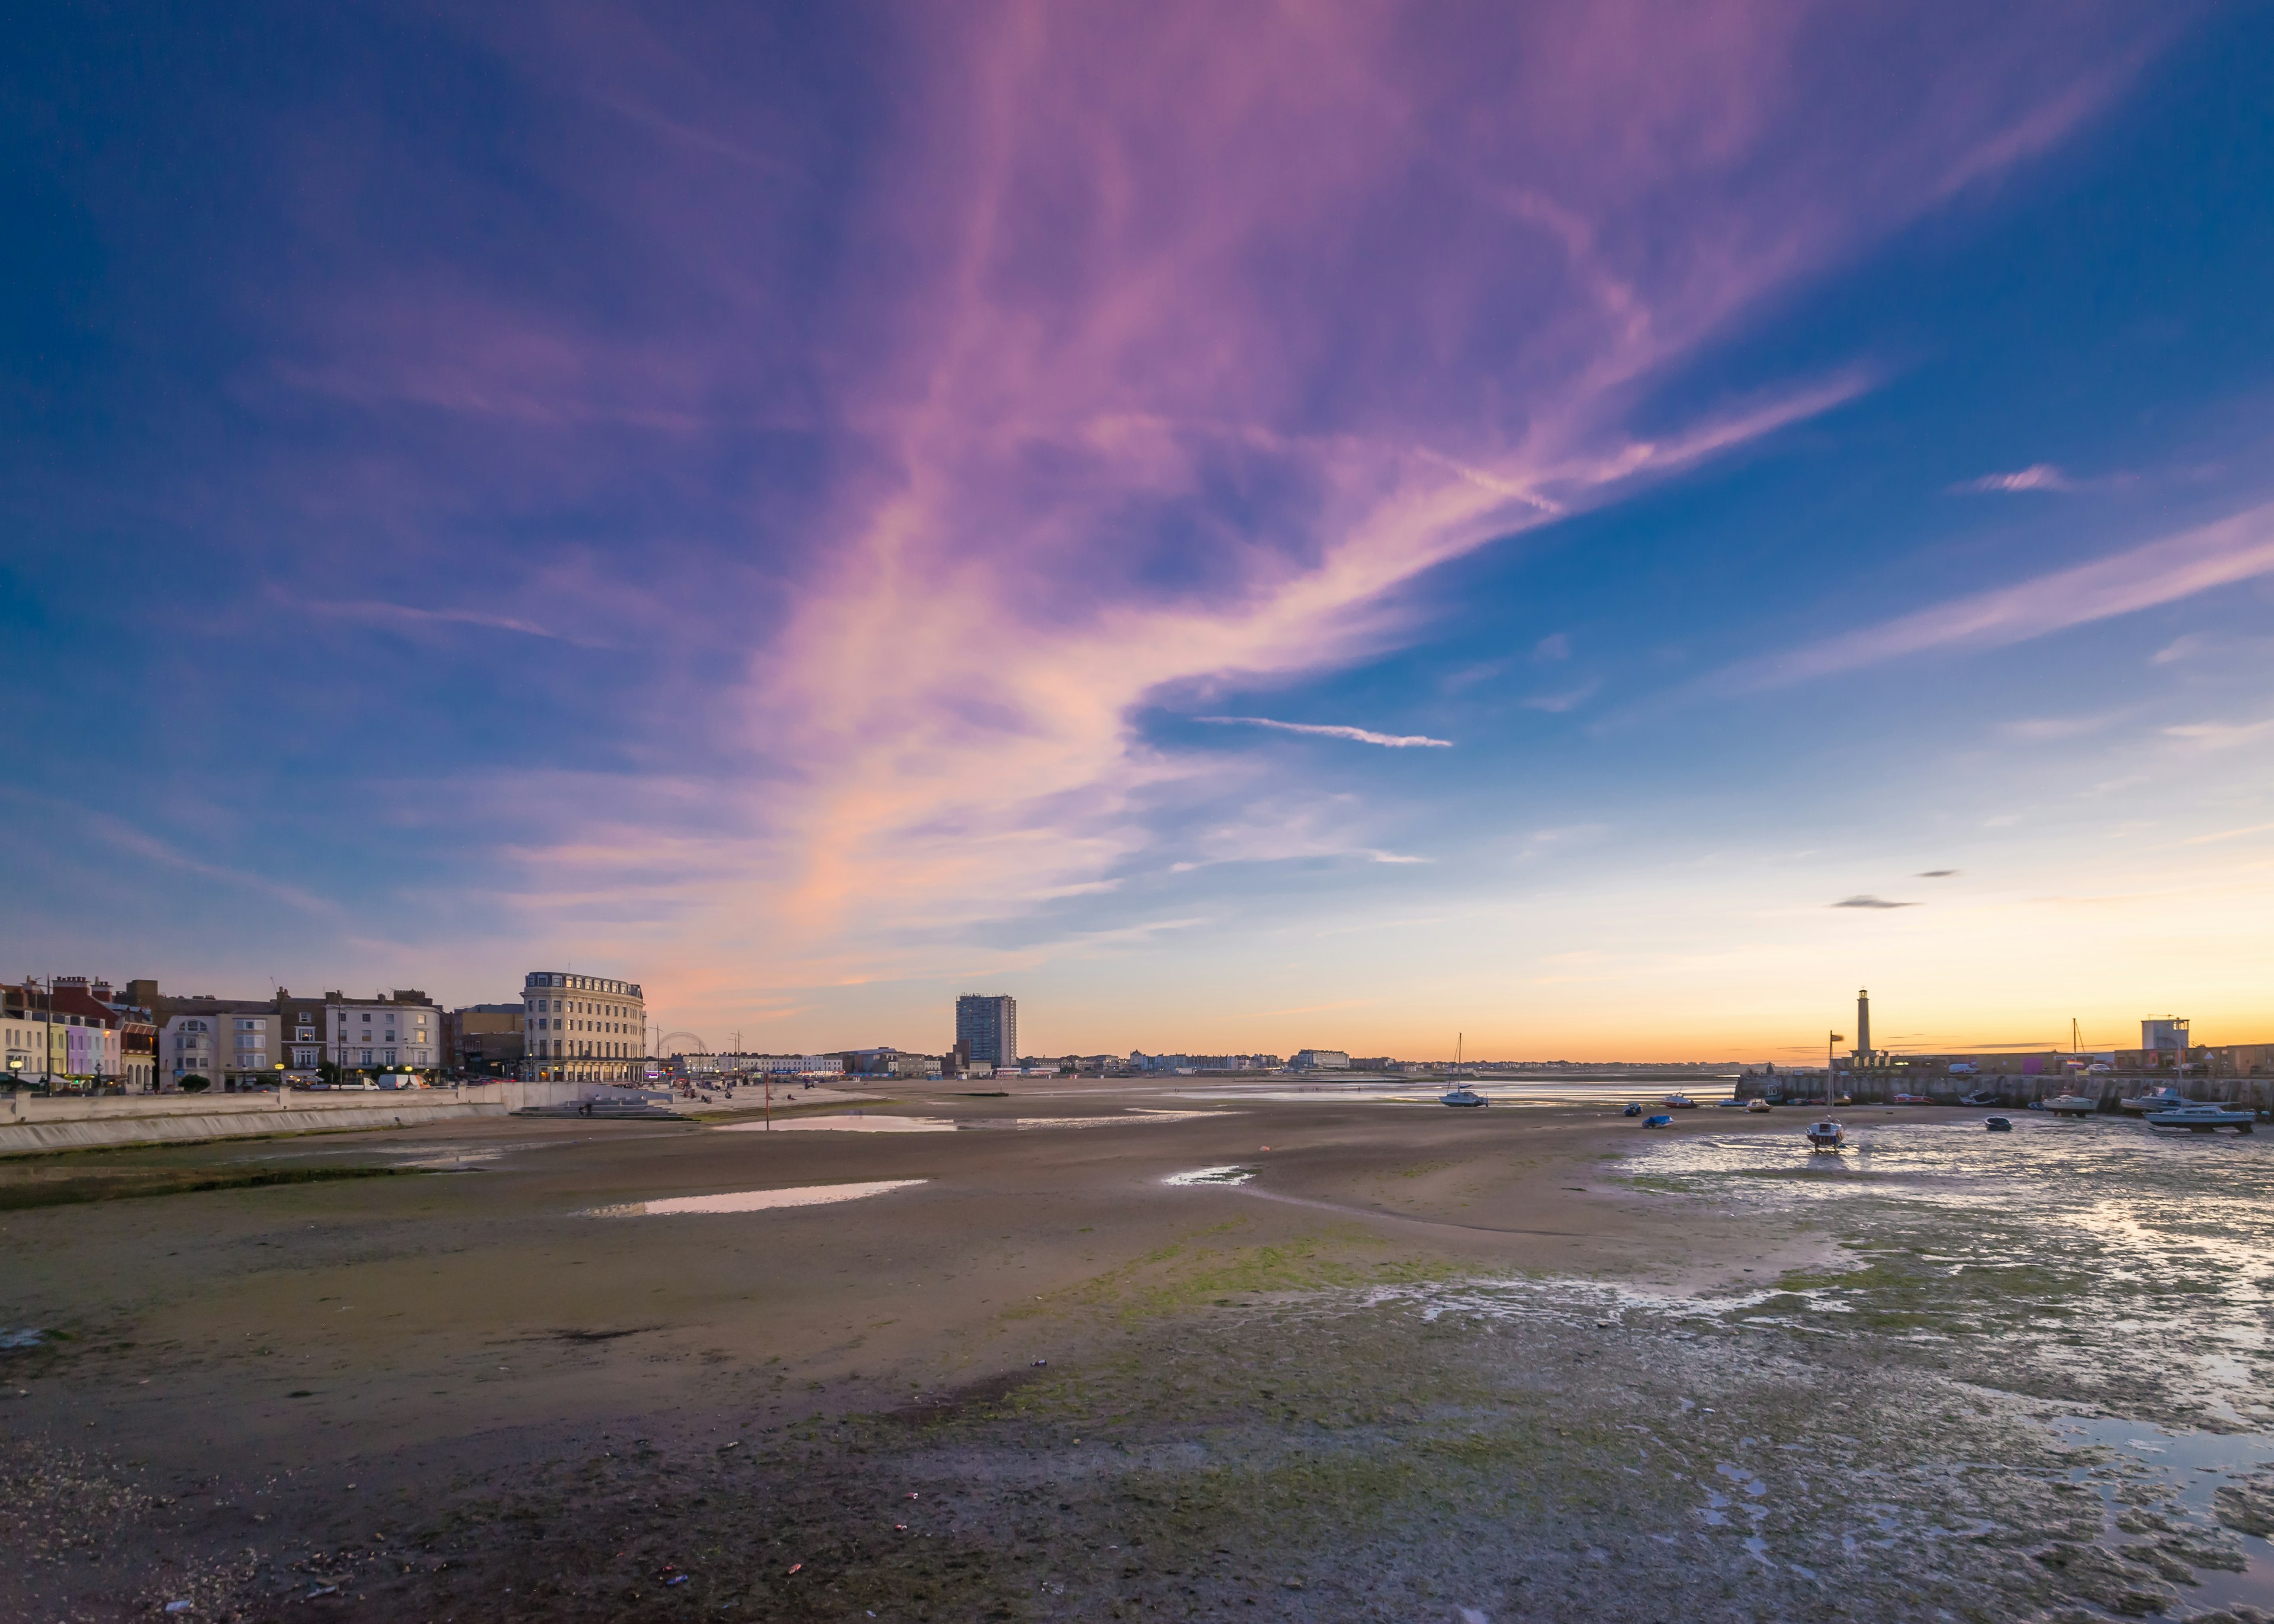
[521,970,646,1082]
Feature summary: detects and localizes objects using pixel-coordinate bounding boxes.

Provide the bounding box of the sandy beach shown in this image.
[5,1083,2272,1621]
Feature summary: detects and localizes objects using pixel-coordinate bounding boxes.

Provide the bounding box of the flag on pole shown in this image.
[1830,1033,1845,1044]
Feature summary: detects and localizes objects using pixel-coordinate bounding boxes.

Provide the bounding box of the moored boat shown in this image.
[2042,1092,2099,1117]
[1984,1116,2013,1132]
[2119,1086,2189,1115]
[1745,1098,1772,1114]
[1805,1118,1845,1150]
[2144,1103,2254,1134]
[1660,1092,1698,1109]
[1643,1113,1675,1128]
[1439,1084,1488,1107]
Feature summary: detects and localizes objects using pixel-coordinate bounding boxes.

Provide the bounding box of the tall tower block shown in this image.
[1857,989,1871,1059]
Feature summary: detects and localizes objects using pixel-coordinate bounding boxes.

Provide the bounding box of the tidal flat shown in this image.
[3,1086,2272,1621]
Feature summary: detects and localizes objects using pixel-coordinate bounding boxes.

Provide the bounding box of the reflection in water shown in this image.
[725,1116,958,1133]
[1171,1082,1734,1106]
[589,1179,927,1215]
[1165,1166,1259,1186]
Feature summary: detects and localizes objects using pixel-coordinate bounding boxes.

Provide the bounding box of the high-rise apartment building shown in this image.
[955,994,1018,1070]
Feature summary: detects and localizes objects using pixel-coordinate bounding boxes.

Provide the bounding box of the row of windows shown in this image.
[526,973,642,996]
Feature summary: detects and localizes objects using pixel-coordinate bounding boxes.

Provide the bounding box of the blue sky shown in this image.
[5,4,2272,1059]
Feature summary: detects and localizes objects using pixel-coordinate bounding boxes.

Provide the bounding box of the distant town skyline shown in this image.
[6,7,2273,1059]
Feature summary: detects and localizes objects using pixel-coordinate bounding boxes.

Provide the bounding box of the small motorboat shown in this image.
[1984,1116,2013,1132]
[1622,1102,1643,1117]
[2144,1103,2255,1134]
[1745,1099,1772,1114]
[2120,1086,2189,1115]
[1642,1113,1675,1128]
[1660,1092,1698,1110]
[1960,1091,2000,1107]
[1891,1093,1932,1105]
[1440,1084,1488,1107]
[2042,1093,2099,1118]
[1805,1119,1845,1150]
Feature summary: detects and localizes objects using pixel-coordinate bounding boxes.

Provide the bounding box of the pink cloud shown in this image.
[265,5,2172,1025]
[1741,500,2274,685]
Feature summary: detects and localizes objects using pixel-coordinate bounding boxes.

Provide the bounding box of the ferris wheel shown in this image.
[657,1031,708,1057]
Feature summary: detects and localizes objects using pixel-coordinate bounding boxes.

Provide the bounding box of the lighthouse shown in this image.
[1856,989,1872,1062]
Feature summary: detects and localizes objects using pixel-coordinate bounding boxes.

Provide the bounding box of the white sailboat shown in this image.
[1440,1033,1487,1106]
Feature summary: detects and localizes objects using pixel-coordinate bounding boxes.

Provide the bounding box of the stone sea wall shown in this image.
[0,1079,650,1154]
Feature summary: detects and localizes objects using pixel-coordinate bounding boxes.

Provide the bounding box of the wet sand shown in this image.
[3,1088,2269,1620]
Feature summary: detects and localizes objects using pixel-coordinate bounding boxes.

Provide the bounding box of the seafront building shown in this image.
[446,1004,526,1077]
[843,1046,943,1079]
[1292,1049,1351,1070]
[520,970,645,1083]
[956,994,1018,1070]
[325,991,442,1074]
[159,1004,276,1089]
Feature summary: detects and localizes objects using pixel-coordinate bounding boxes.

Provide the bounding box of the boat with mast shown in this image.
[1806,1025,1845,1150]
[1439,1033,1487,1107]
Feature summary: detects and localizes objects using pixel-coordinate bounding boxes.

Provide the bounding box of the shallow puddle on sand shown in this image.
[720,1109,1224,1134]
[721,1115,958,1133]
[589,1179,927,1215]
[1165,1165,1259,1185]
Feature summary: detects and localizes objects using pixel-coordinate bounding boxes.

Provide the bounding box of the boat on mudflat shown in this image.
[1660,1092,1698,1110]
[1805,1118,1845,1150]
[1439,1084,1488,1107]
[2042,1092,2100,1117]
[2144,1103,2255,1134]
[2119,1086,2189,1115]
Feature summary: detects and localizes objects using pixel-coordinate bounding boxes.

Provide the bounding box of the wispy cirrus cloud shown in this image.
[2165,716,2274,750]
[1739,500,2274,687]
[301,599,609,648]
[1521,682,1600,714]
[1833,895,1916,909]
[1197,716,1453,749]
[211,2,2174,1027]
[1954,463,2074,493]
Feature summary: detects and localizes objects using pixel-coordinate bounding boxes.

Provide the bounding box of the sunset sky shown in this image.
[7,4,2273,1060]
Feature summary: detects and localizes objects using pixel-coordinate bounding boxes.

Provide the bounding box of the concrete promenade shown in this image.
[0,1080,636,1154]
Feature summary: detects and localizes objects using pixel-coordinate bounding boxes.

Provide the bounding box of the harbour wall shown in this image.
[0,1080,649,1155]
[1735,1073,2274,1112]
